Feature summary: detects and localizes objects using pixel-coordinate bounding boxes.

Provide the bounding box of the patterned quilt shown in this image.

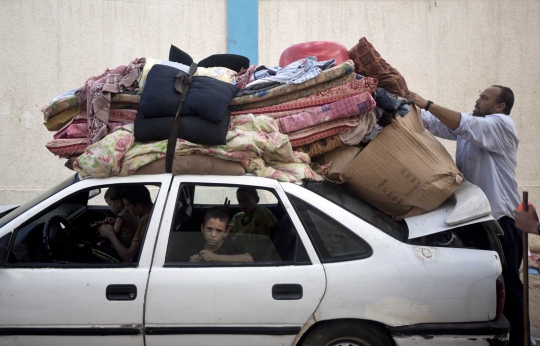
[74,114,324,183]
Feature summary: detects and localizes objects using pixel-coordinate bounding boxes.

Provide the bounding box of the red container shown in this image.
[279,41,350,67]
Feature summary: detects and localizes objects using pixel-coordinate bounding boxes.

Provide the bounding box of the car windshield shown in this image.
[0,174,79,229]
[301,180,408,241]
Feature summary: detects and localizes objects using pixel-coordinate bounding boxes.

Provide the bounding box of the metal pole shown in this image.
[523,191,530,346]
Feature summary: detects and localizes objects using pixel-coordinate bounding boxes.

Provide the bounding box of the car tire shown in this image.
[300,320,393,346]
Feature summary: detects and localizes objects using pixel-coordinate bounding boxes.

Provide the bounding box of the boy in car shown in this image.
[99,185,153,262]
[190,206,253,263]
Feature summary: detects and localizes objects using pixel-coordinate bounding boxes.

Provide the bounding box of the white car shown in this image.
[0,174,509,346]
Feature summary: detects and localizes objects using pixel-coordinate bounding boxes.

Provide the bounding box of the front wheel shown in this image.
[300,321,393,346]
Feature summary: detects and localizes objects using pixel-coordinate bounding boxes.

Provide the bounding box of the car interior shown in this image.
[5,184,160,266]
[164,184,311,265]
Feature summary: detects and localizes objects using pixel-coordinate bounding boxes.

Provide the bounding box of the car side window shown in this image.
[164,184,311,266]
[288,195,372,263]
[6,183,160,267]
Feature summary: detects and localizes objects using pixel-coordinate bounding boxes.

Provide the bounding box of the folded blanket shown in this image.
[288,115,362,147]
[133,155,245,176]
[232,77,378,116]
[230,60,355,106]
[230,73,356,112]
[51,109,137,139]
[46,138,88,159]
[111,93,141,104]
[278,93,375,134]
[74,114,323,183]
[44,107,80,131]
[78,57,145,144]
[294,134,344,158]
[42,95,79,120]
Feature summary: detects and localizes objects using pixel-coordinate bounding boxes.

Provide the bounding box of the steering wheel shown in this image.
[41,215,77,262]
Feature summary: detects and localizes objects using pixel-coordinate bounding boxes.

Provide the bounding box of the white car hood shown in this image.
[405,181,493,240]
[0,205,19,214]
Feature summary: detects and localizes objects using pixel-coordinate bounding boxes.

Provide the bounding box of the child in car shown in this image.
[190,206,253,263]
[99,185,153,262]
[94,186,139,249]
[228,187,279,236]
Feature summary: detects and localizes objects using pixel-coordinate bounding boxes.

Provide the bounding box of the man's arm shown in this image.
[408,92,461,130]
[408,91,511,153]
[99,225,141,262]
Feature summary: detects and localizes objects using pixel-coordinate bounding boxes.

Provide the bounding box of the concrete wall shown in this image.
[1,0,539,210]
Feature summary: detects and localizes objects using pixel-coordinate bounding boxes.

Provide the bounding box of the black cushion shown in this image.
[139,65,184,120]
[139,64,239,123]
[198,54,250,73]
[169,45,193,66]
[133,109,231,146]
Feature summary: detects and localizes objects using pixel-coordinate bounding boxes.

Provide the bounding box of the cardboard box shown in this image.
[313,145,362,182]
[340,105,464,218]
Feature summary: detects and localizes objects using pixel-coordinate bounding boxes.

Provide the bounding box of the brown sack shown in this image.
[340,105,464,219]
[133,155,245,176]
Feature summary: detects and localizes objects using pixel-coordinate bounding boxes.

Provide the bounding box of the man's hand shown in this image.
[406,91,429,110]
[199,250,219,262]
[98,224,116,239]
[514,208,540,235]
[104,217,115,225]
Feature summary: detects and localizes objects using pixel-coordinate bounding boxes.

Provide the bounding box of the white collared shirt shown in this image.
[421,110,520,220]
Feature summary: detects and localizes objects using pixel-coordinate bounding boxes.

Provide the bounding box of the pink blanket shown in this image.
[278,92,375,134]
[232,77,377,116]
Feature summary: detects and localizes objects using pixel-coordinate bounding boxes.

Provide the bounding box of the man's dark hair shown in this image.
[236,186,259,200]
[104,186,123,201]
[492,85,514,115]
[203,206,230,225]
[121,185,152,206]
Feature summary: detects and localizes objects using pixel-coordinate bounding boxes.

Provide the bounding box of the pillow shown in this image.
[198,54,249,73]
[168,45,193,66]
[139,65,239,123]
[133,109,231,146]
[348,37,408,97]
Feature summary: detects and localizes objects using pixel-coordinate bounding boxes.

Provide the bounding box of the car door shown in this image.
[145,175,326,346]
[0,174,172,346]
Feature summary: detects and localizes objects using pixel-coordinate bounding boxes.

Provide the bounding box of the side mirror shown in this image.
[0,232,11,268]
[88,188,101,201]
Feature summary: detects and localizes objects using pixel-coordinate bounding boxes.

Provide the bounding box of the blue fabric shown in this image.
[139,65,239,123]
[374,87,410,116]
[243,57,335,91]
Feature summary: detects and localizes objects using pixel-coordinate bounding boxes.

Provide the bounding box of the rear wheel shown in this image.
[301,321,393,346]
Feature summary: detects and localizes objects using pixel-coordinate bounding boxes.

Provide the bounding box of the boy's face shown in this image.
[123,198,142,216]
[236,191,258,215]
[201,218,229,247]
[105,197,124,215]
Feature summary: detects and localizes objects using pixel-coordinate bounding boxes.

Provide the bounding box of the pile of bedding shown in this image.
[42,37,412,184]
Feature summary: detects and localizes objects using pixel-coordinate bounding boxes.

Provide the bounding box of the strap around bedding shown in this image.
[166,63,198,173]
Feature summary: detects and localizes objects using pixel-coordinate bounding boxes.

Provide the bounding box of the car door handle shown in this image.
[106,284,137,301]
[272,284,303,300]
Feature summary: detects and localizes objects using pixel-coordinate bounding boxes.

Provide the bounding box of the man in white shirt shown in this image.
[408,86,523,346]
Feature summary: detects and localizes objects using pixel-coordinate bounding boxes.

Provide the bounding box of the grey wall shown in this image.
[1,0,539,210]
